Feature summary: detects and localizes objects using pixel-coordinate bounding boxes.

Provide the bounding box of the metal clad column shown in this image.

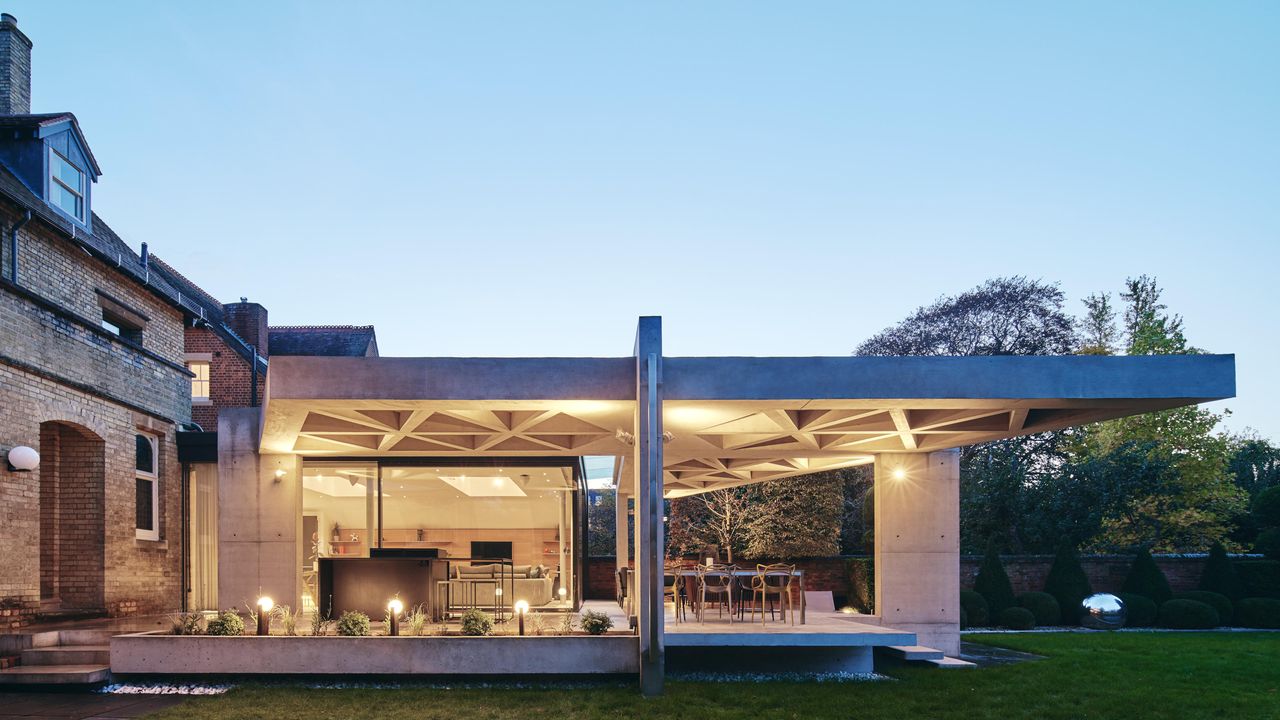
[634,316,664,696]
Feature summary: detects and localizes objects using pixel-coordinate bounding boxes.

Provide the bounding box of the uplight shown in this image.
[256,596,274,636]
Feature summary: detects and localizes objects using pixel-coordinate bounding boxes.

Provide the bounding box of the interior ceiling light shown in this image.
[439,475,527,497]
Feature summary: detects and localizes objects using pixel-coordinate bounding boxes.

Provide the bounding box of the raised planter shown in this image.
[111,633,638,676]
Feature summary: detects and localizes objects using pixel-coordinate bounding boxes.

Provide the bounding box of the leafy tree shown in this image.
[1121,547,1174,604]
[587,488,619,557]
[1071,276,1247,552]
[1043,542,1093,624]
[839,466,875,555]
[1199,542,1245,602]
[745,473,844,558]
[1079,292,1120,355]
[855,276,1076,357]
[1228,433,1280,498]
[973,542,1016,614]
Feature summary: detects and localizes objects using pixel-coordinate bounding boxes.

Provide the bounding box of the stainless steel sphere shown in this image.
[1081,593,1126,630]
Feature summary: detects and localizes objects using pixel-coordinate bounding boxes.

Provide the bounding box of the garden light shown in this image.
[256,596,273,636]
[388,598,404,636]
[515,599,530,635]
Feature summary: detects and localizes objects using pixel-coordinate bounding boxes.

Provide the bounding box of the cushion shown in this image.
[511,565,533,576]
[456,565,494,578]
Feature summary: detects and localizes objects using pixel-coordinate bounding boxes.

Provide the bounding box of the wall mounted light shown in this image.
[7,446,39,472]
[273,468,287,483]
[891,467,907,481]
[514,599,529,635]
[256,596,274,636]
[387,598,403,636]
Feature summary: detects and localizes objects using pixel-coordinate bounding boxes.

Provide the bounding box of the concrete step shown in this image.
[21,644,111,665]
[883,645,945,661]
[56,629,116,646]
[0,664,111,685]
[924,656,977,669]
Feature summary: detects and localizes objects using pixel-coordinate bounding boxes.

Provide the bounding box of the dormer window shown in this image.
[49,148,85,221]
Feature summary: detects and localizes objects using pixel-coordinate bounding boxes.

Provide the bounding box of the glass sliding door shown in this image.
[377,460,582,610]
[302,461,376,611]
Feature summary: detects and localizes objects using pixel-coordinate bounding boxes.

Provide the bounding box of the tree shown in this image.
[1043,542,1093,625]
[666,487,758,562]
[973,542,1016,615]
[856,276,1076,357]
[745,473,844,558]
[839,466,875,555]
[858,276,1077,552]
[1071,276,1247,552]
[1121,547,1173,604]
[1228,433,1280,498]
[1199,542,1245,602]
[587,488,619,557]
[1079,292,1120,355]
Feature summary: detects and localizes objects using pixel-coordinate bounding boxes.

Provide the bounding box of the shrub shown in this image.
[997,606,1036,630]
[460,608,493,636]
[959,605,969,630]
[1254,486,1280,528]
[205,610,245,636]
[1171,591,1232,627]
[959,590,990,627]
[169,612,204,635]
[580,610,613,635]
[974,542,1016,615]
[1157,599,1218,629]
[1122,548,1173,604]
[1017,592,1061,627]
[310,609,332,636]
[1117,592,1157,628]
[1255,528,1280,561]
[1044,542,1093,625]
[407,603,429,636]
[1236,560,1280,599]
[336,610,371,636]
[1235,598,1280,629]
[1198,542,1245,601]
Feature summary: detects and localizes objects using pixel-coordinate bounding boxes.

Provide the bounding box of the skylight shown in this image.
[439,475,527,498]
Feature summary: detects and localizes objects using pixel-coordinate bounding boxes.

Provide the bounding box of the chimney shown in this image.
[0,14,31,115]
[223,300,270,357]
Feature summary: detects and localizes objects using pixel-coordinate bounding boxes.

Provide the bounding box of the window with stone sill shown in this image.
[135,433,160,541]
[187,359,211,403]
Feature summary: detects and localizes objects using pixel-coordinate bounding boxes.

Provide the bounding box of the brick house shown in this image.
[0,13,194,627]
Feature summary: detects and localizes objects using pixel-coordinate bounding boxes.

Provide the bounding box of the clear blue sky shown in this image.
[10,2,1278,438]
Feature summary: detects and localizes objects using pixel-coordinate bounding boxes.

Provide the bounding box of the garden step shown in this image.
[883,645,945,661]
[0,664,111,685]
[21,645,111,665]
[924,656,977,669]
[56,629,116,646]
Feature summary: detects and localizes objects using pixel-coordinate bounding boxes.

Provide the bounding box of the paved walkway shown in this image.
[0,691,183,719]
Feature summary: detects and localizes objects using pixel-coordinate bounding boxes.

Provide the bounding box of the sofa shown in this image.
[447,563,554,608]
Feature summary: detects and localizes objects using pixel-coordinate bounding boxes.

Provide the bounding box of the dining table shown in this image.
[671,568,806,624]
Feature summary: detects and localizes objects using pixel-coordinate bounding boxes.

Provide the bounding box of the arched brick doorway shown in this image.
[38,421,106,611]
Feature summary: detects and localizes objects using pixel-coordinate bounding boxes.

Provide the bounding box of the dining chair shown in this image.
[697,564,736,624]
[750,563,796,626]
[662,568,684,622]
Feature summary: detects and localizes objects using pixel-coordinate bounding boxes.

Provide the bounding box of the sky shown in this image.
[8,2,1278,438]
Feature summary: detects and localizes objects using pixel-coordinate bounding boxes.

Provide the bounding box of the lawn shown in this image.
[147,632,1280,720]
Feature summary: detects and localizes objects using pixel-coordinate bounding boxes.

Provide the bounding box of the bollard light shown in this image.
[515,600,529,636]
[256,596,274,636]
[387,598,403,636]
[558,587,568,602]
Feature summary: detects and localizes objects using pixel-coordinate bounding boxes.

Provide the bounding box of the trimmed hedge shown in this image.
[974,543,1016,615]
[1157,599,1218,629]
[960,590,990,627]
[1044,543,1093,625]
[1118,592,1157,628]
[1122,548,1173,604]
[1198,542,1245,601]
[997,606,1036,630]
[1256,528,1280,561]
[1017,591,1061,627]
[1235,598,1280,629]
[1237,560,1280,599]
[1171,591,1233,627]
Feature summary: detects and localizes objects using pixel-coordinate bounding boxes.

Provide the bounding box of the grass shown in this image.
[146,632,1280,720]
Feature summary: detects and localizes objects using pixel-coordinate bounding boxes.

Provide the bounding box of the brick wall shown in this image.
[0,201,188,627]
[959,554,1208,595]
[185,325,261,430]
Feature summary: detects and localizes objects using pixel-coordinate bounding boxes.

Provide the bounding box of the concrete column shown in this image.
[634,316,664,696]
[873,450,960,655]
[217,408,301,612]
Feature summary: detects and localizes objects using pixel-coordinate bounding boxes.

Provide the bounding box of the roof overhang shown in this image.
[260,353,1234,496]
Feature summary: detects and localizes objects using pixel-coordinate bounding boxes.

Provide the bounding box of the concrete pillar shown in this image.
[634,316,664,696]
[873,450,960,655]
[217,408,301,613]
